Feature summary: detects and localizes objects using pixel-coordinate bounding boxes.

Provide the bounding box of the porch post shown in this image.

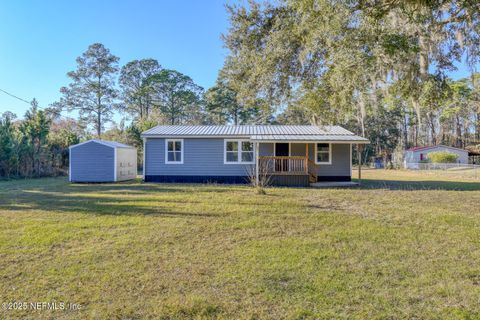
[255,142,259,186]
[305,143,309,173]
[357,144,362,184]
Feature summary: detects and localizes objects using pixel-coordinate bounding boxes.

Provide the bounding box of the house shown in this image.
[141,125,369,187]
[69,140,137,182]
[403,145,469,169]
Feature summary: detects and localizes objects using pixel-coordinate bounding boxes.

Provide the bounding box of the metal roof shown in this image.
[70,139,135,149]
[406,145,467,153]
[142,125,365,138]
[141,125,368,142]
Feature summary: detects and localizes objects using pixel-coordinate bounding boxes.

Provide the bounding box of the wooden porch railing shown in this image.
[258,156,308,175]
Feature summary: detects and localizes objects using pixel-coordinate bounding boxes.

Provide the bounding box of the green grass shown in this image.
[1,170,480,319]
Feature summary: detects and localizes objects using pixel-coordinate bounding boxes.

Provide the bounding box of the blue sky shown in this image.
[0,1,475,123]
[0,0,234,120]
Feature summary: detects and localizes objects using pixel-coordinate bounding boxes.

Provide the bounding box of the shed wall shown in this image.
[70,142,114,182]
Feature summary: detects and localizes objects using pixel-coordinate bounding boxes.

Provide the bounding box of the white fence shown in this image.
[406,162,480,179]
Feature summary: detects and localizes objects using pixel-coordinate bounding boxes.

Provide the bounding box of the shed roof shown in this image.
[70,139,135,149]
[141,125,369,143]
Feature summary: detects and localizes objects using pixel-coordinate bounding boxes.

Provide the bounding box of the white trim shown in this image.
[69,148,72,182]
[223,139,255,165]
[143,137,147,179]
[315,143,332,165]
[114,148,118,182]
[165,139,184,164]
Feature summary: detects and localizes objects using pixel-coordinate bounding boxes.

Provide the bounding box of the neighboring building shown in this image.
[403,145,469,169]
[141,125,369,187]
[69,140,137,182]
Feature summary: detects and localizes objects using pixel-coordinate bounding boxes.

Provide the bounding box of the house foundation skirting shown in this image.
[317,176,351,182]
[144,175,351,185]
[144,175,249,184]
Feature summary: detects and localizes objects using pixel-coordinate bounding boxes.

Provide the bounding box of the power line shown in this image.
[0,88,31,104]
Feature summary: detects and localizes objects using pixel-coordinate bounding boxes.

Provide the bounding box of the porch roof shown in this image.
[250,134,369,143]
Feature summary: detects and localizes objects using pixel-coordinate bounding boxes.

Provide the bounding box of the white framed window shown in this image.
[224,140,255,164]
[315,143,331,164]
[165,139,183,164]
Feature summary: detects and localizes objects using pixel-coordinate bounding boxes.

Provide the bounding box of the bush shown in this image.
[427,151,459,163]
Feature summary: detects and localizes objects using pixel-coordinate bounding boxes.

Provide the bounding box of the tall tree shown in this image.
[19,100,51,177]
[57,43,120,138]
[204,82,259,124]
[0,112,17,178]
[147,69,204,125]
[119,59,162,121]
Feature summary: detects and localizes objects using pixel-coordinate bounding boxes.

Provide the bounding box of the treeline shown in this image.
[0,101,80,178]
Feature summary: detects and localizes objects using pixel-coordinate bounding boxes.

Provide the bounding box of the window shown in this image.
[165,139,183,164]
[225,140,255,164]
[315,143,331,164]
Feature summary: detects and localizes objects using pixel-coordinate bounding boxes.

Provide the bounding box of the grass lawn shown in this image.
[1,170,480,319]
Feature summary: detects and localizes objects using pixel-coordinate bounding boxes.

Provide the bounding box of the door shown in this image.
[275,143,289,157]
[275,143,289,172]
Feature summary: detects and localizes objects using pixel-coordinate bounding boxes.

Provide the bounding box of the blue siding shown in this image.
[311,143,351,177]
[70,142,114,182]
[145,138,253,176]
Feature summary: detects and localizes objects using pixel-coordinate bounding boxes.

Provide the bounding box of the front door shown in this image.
[275,143,289,157]
[275,143,289,172]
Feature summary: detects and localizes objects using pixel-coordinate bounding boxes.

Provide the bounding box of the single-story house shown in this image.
[141,125,369,187]
[69,140,137,182]
[403,145,469,169]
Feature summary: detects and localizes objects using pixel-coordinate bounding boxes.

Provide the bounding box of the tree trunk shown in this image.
[412,98,422,145]
[403,106,408,149]
[97,112,102,138]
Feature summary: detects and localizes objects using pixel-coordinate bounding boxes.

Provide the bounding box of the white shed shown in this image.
[403,145,469,169]
[69,140,137,182]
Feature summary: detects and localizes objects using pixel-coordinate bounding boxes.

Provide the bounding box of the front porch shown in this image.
[253,141,363,187]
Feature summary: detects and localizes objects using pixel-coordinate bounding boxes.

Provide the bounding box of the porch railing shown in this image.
[258,156,308,175]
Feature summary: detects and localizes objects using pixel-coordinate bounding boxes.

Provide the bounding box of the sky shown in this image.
[0,0,235,121]
[0,1,476,124]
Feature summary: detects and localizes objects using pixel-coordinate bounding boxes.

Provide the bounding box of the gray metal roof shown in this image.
[70,139,135,149]
[143,125,353,136]
[141,125,368,142]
